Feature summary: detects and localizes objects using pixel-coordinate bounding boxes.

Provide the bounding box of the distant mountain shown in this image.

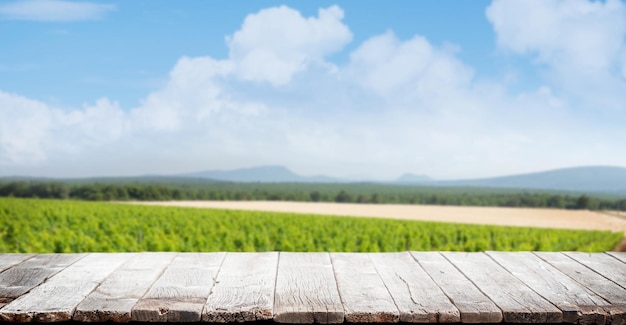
[395,173,432,183]
[3,165,625,195]
[180,165,343,183]
[437,166,626,194]
[170,165,626,194]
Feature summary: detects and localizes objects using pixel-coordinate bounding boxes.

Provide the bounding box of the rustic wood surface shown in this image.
[131,253,225,322]
[0,252,624,324]
[74,252,177,322]
[203,252,278,323]
[0,254,83,308]
[443,252,562,323]
[0,253,131,322]
[535,252,626,324]
[0,255,32,274]
[273,253,343,324]
[487,252,612,324]
[411,252,502,323]
[564,252,626,289]
[607,252,626,264]
[331,253,399,323]
[369,252,460,323]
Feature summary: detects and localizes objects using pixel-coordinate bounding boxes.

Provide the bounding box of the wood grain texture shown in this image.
[0,253,131,322]
[411,252,502,323]
[488,251,611,324]
[607,252,626,264]
[131,253,225,322]
[274,252,343,324]
[565,252,626,289]
[535,252,626,324]
[73,252,176,322]
[331,253,399,323]
[0,254,82,308]
[0,252,624,324]
[369,252,460,323]
[443,252,562,323]
[203,252,278,323]
[0,255,32,273]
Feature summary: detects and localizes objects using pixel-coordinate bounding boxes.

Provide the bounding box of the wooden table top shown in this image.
[0,252,624,324]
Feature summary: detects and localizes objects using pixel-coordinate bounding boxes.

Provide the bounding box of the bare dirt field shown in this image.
[604,210,626,220]
[129,201,626,233]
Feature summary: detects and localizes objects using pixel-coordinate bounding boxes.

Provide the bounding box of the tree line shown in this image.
[1,181,624,211]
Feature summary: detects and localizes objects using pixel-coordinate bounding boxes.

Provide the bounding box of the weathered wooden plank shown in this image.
[331,253,399,323]
[607,252,626,264]
[565,252,626,289]
[369,252,460,323]
[1,251,624,324]
[0,254,84,309]
[0,253,132,322]
[0,255,33,273]
[443,252,562,323]
[488,251,612,324]
[274,252,343,324]
[73,252,177,322]
[411,252,502,323]
[131,253,225,322]
[203,252,278,323]
[536,252,626,324]
[0,255,36,309]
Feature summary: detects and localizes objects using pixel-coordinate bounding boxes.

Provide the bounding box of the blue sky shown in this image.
[1,0,625,180]
[1,1,498,108]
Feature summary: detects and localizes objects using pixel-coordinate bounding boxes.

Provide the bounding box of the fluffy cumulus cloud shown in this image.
[228,5,352,85]
[1,2,625,179]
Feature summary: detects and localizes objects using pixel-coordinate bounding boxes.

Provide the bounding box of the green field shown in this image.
[0,198,622,253]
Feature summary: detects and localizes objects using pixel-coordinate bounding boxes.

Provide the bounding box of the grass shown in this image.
[0,198,622,253]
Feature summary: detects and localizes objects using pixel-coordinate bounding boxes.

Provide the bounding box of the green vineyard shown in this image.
[0,198,622,253]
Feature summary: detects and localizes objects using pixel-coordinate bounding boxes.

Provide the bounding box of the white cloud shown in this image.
[0,0,115,22]
[347,31,473,99]
[0,91,52,164]
[487,0,625,70]
[64,98,127,145]
[227,5,352,85]
[0,92,127,165]
[486,0,626,109]
[1,3,625,179]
